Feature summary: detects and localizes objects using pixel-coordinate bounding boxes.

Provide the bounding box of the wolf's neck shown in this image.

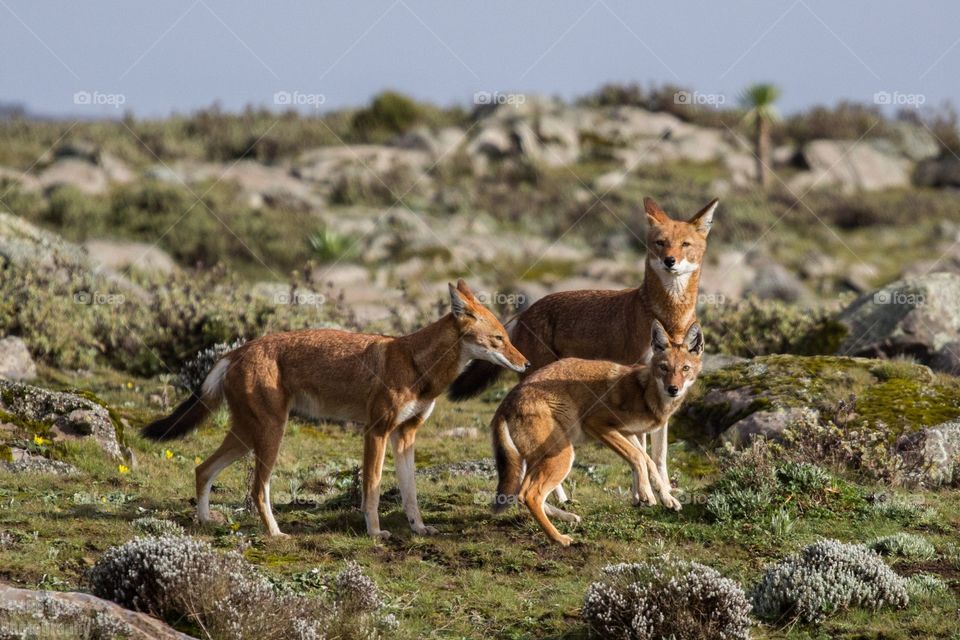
[401,314,464,396]
[641,259,701,306]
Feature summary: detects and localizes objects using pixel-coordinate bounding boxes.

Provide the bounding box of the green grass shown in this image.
[1,367,959,639]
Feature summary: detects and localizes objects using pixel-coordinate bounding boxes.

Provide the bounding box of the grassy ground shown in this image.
[1,366,959,639]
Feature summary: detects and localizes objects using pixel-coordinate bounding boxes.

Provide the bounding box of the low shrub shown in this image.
[88,535,393,640]
[0,257,357,376]
[176,338,247,393]
[749,539,909,624]
[697,297,846,357]
[868,532,936,560]
[704,441,851,526]
[582,559,751,640]
[131,516,185,538]
[906,573,949,598]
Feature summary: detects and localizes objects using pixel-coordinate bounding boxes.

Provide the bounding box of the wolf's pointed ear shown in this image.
[455,278,476,300]
[683,322,704,355]
[449,282,469,318]
[689,198,718,237]
[651,320,670,352]
[644,197,670,226]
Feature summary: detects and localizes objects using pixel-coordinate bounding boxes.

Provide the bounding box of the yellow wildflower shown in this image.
[118,464,130,474]
[164,449,174,460]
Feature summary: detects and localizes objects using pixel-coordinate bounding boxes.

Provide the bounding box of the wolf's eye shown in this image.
[655,240,666,247]
[682,365,690,372]
[682,241,691,248]
[659,364,669,372]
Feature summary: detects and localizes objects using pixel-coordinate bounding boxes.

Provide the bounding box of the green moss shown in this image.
[0,409,51,436]
[675,355,960,445]
[0,444,12,463]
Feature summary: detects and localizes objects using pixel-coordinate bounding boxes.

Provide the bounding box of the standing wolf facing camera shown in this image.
[489,320,704,545]
[451,196,718,496]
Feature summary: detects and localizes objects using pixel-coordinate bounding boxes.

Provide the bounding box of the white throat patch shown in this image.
[655,260,697,299]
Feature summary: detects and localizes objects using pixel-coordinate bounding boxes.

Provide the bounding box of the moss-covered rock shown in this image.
[0,380,122,459]
[673,354,960,446]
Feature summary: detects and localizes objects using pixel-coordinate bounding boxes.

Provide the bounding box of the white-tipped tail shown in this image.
[201,358,230,400]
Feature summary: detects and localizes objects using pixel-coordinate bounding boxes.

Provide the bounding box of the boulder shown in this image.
[673,355,959,452]
[914,157,960,188]
[292,145,431,198]
[391,126,466,161]
[837,272,960,372]
[0,582,196,639]
[0,211,90,272]
[788,140,912,193]
[0,166,41,192]
[1,446,78,475]
[721,407,819,448]
[0,337,36,381]
[0,380,123,459]
[172,160,321,211]
[84,239,177,275]
[37,158,110,195]
[743,262,813,303]
[898,418,960,486]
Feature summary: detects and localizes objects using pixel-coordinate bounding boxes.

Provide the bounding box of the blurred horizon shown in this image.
[2,0,959,120]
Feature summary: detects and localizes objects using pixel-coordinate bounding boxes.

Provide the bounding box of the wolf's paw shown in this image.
[198,510,227,526]
[412,524,439,535]
[268,531,290,539]
[633,492,658,507]
[661,494,682,511]
[369,529,392,540]
[554,534,574,547]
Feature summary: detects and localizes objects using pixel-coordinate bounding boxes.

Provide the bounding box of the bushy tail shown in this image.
[448,360,503,401]
[491,415,523,513]
[141,359,228,441]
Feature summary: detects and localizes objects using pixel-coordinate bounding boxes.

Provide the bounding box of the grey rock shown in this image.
[0,582,196,639]
[837,272,960,372]
[721,407,819,448]
[898,418,960,486]
[0,337,36,381]
[1,447,78,475]
[0,380,122,459]
[37,158,110,195]
[744,262,812,303]
[914,157,960,188]
[789,140,912,193]
[84,239,177,275]
[701,353,748,373]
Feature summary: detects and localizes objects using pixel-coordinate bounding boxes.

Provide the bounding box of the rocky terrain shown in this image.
[0,91,959,638]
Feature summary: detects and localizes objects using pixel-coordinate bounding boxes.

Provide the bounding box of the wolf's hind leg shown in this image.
[519,445,575,546]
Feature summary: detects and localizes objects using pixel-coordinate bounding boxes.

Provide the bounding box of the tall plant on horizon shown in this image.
[741,83,781,188]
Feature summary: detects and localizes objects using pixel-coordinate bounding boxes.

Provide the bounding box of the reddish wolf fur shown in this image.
[142,280,528,538]
[451,197,717,488]
[490,321,703,545]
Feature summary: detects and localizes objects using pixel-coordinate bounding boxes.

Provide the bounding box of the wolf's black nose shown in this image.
[663,256,676,268]
[667,385,679,396]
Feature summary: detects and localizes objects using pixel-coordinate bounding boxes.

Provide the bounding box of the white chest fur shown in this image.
[396,398,436,426]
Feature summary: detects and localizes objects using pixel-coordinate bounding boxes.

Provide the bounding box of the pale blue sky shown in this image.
[1,0,957,118]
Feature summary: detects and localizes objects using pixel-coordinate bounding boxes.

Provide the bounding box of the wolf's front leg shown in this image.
[361,430,391,539]
[650,423,671,491]
[391,422,437,535]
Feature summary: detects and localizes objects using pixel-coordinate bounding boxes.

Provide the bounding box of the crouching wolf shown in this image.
[489,320,703,546]
[142,280,529,538]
